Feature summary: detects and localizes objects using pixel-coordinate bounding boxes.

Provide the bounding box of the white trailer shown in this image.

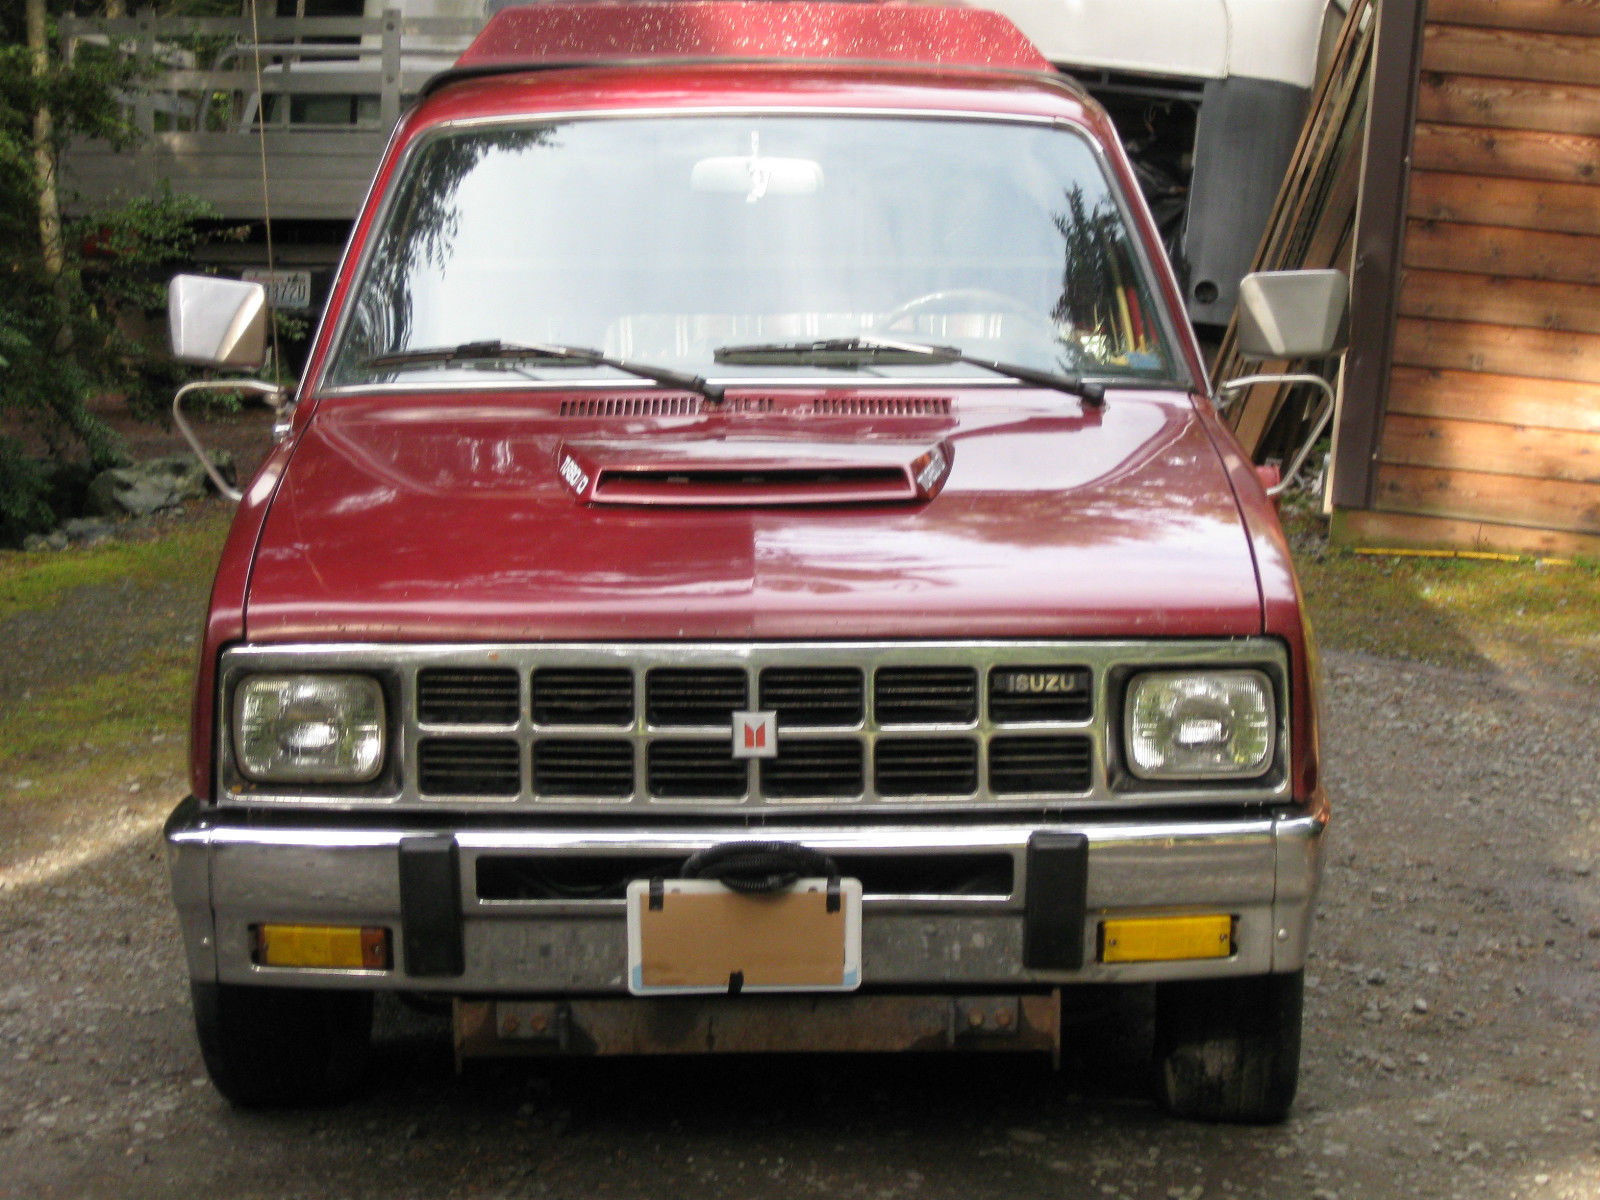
[983,0,1346,327]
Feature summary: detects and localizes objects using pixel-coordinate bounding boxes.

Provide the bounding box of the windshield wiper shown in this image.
[713,336,1105,407]
[364,340,725,404]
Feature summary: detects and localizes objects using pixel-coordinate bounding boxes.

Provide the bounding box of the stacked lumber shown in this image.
[1354,0,1600,555]
[1211,0,1375,462]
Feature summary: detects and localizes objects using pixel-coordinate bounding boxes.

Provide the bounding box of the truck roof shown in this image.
[428,1,1053,93]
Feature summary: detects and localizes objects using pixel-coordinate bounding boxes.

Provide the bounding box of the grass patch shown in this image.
[0,510,226,806]
[1292,519,1600,683]
[0,649,193,782]
[0,508,230,622]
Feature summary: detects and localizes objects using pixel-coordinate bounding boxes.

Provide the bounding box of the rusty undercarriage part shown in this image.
[454,991,1062,1066]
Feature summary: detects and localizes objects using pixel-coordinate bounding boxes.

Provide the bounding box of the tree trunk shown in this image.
[26,0,72,354]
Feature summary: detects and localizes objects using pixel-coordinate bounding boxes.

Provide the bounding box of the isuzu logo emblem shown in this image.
[993,669,1082,695]
[732,711,778,758]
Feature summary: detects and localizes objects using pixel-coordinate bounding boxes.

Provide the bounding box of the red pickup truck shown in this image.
[165,0,1340,1123]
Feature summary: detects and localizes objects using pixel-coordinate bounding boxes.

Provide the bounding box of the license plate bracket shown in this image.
[625,877,862,995]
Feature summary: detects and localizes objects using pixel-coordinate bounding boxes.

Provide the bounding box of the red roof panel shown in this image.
[454,2,1052,73]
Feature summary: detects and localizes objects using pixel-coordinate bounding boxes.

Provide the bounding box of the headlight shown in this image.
[234,674,385,783]
[1125,670,1274,780]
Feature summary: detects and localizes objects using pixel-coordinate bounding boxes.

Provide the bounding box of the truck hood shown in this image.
[244,388,1262,642]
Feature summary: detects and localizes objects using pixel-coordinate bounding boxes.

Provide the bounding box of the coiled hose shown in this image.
[678,841,839,893]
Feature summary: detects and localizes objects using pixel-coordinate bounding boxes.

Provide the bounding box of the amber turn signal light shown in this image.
[1099,914,1234,964]
[254,923,391,970]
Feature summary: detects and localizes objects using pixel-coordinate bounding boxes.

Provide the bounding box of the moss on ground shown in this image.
[1,653,194,778]
[0,511,226,815]
[1289,512,1600,686]
[0,509,230,623]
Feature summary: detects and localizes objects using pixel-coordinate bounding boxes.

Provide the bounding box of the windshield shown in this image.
[326,115,1181,389]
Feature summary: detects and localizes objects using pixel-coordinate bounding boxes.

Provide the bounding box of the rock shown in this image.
[86,452,234,518]
[23,530,69,552]
[61,517,118,547]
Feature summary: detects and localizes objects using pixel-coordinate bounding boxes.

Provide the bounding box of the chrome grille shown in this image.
[876,737,979,796]
[875,666,978,724]
[217,639,1294,813]
[532,739,633,798]
[759,666,864,727]
[989,735,1092,794]
[532,668,633,726]
[418,737,520,797]
[760,739,864,798]
[647,740,747,799]
[646,668,748,726]
[417,667,519,725]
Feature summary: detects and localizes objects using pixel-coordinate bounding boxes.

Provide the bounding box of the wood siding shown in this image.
[1365,0,1600,550]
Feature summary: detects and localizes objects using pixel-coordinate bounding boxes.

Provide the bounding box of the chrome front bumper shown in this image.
[166,799,1324,991]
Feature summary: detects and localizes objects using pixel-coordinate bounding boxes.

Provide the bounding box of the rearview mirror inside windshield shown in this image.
[690,133,823,201]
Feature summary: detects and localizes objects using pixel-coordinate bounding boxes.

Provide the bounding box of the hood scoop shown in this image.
[557,437,952,506]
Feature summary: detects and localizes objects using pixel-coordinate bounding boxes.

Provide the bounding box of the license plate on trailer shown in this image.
[625,877,862,995]
[241,267,311,310]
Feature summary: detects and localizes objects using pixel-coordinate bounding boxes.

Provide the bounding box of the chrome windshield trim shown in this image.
[309,108,1196,397]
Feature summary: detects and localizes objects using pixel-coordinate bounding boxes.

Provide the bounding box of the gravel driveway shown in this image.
[2,573,1597,1199]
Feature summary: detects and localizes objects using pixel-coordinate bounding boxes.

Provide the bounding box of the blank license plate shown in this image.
[626,877,862,995]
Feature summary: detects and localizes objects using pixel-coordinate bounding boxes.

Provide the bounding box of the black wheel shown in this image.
[191,981,373,1107]
[1153,971,1303,1124]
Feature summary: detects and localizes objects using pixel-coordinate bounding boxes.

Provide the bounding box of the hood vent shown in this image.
[559,395,702,419]
[556,395,950,419]
[811,396,951,417]
[557,395,775,418]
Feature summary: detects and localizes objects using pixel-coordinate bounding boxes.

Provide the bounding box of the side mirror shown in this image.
[168,274,268,369]
[1219,270,1349,501]
[167,274,290,503]
[1236,269,1348,360]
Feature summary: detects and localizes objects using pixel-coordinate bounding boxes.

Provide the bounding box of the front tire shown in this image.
[191,982,373,1107]
[1153,971,1303,1124]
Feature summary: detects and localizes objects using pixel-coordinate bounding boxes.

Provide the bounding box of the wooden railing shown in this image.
[57,10,483,220]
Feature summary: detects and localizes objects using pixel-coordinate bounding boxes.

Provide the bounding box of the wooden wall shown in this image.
[1339,0,1600,557]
